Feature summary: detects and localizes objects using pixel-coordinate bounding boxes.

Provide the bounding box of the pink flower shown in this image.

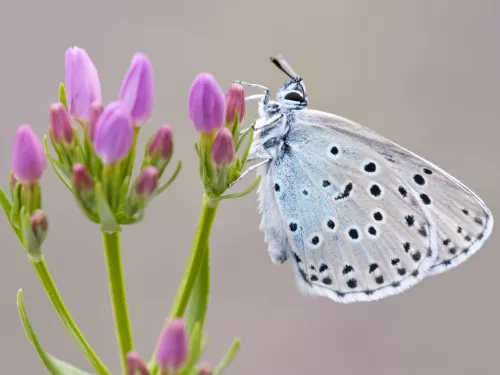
[93,101,134,165]
[11,125,47,183]
[119,53,154,124]
[188,73,225,133]
[65,46,101,119]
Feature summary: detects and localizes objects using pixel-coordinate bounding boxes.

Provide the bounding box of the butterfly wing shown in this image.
[296,109,493,276]
[256,109,492,303]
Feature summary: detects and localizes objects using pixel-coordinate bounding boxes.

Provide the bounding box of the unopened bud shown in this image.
[72,163,93,194]
[210,128,235,166]
[135,167,159,197]
[49,102,74,144]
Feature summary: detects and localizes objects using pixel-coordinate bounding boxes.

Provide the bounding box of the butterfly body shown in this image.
[243,58,493,303]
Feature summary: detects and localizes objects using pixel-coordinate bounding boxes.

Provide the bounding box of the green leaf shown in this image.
[95,183,121,233]
[17,289,92,375]
[59,83,68,111]
[213,338,241,375]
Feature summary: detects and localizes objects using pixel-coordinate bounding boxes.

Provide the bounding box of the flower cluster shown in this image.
[189,73,254,199]
[2,45,254,375]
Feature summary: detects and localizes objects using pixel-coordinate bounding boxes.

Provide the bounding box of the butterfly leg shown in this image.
[245,94,265,102]
[234,80,270,108]
[234,81,269,92]
[239,113,284,135]
[229,158,272,188]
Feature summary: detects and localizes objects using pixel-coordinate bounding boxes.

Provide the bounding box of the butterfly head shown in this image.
[277,77,308,108]
[270,56,308,109]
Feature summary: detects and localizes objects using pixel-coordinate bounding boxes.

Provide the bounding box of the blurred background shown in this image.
[1,1,500,374]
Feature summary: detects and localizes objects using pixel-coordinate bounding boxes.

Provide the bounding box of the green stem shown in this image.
[102,232,134,374]
[170,195,218,318]
[31,257,111,375]
[148,194,219,372]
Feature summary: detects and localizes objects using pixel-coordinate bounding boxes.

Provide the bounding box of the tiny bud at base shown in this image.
[135,167,159,197]
[23,210,49,259]
[126,351,150,375]
[72,163,94,194]
[210,128,235,166]
[197,363,213,375]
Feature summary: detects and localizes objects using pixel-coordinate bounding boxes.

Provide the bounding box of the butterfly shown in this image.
[235,56,494,303]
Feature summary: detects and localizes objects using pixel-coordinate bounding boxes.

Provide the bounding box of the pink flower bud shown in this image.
[148,125,173,160]
[119,53,154,124]
[87,101,103,142]
[65,46,101,119]
[49,102,74,144]
[210,128,235,166]
[11,125,47,183]
[126,351,149,375]
[30,210,48,236]
[225,83,245,126]
[93,101,134,165]
[156,318,188,374]
[135,167,159,197]
[188,73,225,133]
[72,163,93,194]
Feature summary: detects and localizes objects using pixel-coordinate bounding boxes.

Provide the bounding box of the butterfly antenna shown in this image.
[270,55,298,78]
[270,55,307,95]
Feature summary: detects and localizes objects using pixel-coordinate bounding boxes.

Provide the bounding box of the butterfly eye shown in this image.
[284,91,304,101]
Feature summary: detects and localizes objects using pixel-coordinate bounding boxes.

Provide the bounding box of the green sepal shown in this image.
[155,160,182,196]
[213,338,241,375]
[72,191,99,224]
[59,83,69,111]
[239,126,254,167]
[17,289,92,375]
[234,120,254,153]
[210,175,261,205]
[0,186,22,243]
[95,182,121,233]
[44,136,75,194]
[23,182,42,214]
[9,182,23,228]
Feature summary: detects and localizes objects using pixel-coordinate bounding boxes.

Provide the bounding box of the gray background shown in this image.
[1,1,499,374]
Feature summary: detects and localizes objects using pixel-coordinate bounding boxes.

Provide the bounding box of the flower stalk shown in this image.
[102,231,134,374]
